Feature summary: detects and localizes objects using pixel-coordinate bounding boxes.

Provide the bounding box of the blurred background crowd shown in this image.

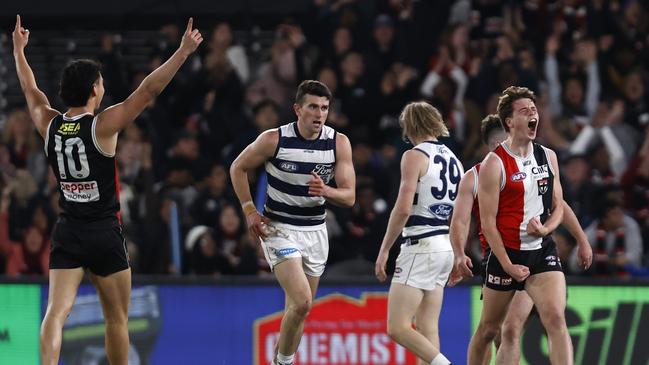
[0,0,648,279]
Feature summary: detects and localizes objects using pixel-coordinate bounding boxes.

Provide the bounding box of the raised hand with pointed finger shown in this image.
[179,17,203,57]
[12,15,30,54]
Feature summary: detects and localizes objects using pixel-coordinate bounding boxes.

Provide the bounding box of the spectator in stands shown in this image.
[318,26,354,74]
[561,154,596,223]
[2,109,47,187]
[246,24,305,109]
[420,44,468,143]
[570,198,643,276]
[376,62,418,146]
[214,203,260,275]
[570,99,628,183]
[97,33,129,103]
[621,69,649,132]
[227,99,281,164]
[545,37,601,134]
[0,183,49,276]
[208,22,250,84]
[185,225,232,276]
[621,128,649,264]
[190,164,235,227]
[191,24,247,153]
[317,67,349,133]
[364,14,403,87]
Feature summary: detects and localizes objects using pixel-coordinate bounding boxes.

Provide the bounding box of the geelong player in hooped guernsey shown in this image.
[466,87,574,365]
[263,121,336,227]
[231,80,355,365]
[375,102,460,365]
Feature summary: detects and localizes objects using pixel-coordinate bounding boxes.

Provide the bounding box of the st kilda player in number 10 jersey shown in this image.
[45,112,128,276]
[46,113,119,221]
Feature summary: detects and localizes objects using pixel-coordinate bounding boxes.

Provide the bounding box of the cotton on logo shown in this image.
[254,293,416,364]
[510,172,527,182]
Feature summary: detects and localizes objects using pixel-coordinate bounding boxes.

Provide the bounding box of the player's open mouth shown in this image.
[313,120,322,126]
[528,119,538,130]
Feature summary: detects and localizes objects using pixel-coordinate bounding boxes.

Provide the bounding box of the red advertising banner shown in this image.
[253,292,417,365]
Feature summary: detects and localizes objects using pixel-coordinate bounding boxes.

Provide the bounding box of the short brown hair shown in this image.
[295,80,332,104]
[496,86,536,132]
[399,101,449,142]
[480,114,504,146]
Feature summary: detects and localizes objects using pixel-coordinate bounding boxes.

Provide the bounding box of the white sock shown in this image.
[430,353,451,365]
[276,352,295,365]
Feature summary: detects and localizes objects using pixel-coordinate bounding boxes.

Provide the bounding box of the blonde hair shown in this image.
[399,101,449,142]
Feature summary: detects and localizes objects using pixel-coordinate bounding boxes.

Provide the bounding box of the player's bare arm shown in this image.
[96,17,203,152]
[449,170,476,286]
[12,15,60,138]
[374,149,426,282]
[478,153,530,282]
[527,149,564,236]
[308,132,355,207]
[561,201,593,270]
[230,129,278,241]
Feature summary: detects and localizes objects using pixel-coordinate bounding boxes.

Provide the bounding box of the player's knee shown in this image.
[416,324,438,340]
[493,329,502,349]
[44,303,74,323]
[386,323,402,342]
[290,297,312,318]
[386,319,410,343]
[540,308,566,331]
[477,322,500,343]
[501,321,522,344]
[103,311,129,326]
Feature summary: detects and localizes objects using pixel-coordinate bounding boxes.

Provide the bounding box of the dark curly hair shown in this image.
[59,59,101,107]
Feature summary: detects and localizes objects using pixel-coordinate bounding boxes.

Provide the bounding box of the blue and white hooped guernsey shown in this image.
[402,140,464,242]
[264,122,336,229]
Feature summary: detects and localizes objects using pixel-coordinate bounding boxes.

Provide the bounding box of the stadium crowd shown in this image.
[0,0,648,279]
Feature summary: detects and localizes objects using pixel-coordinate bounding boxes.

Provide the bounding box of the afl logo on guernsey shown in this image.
[279,162,298,172]
[510,172,527,182]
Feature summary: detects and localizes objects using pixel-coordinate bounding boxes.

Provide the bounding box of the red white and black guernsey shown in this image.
[45,113,120,222]
[489,142,555,251]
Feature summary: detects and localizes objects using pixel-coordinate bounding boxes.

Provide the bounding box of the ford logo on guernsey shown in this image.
[313,164,334,183]
[429,203,453,220]
[279,162,298,172]
[274,247,298,257]
[510,172,527,182]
